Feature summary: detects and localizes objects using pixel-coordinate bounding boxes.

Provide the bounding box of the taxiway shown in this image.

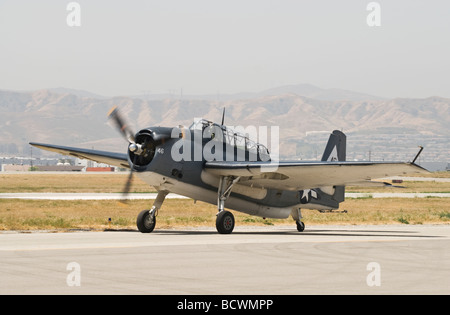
[1,225,449,295]
[1,192,448,200]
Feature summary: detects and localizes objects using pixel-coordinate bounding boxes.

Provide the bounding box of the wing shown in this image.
[29,142,130,169]
[204,160,429,191]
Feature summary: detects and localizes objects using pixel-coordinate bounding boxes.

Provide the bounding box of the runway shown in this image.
[0,192,189,200]
[1,192,449,200]
[1,225,449,295]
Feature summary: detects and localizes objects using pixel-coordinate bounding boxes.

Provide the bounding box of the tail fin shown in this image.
[321,130,346,162]
[298,131,347,210]
[321,130,346,203]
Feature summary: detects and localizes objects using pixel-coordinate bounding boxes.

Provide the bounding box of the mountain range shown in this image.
[0,84,448,163]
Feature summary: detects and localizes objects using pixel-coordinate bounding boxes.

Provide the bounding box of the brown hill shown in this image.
[0,88,448,161]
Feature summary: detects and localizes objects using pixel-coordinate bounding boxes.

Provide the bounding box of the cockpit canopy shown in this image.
[189,118,271,162]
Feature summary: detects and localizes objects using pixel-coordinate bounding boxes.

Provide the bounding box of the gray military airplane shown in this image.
[30,107,428,234]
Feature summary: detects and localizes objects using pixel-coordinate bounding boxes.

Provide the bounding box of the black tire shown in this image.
[216,211,235,234]
[137,209,156,233]
[296,221,305,232]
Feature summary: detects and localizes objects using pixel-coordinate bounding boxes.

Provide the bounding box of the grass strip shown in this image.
[1,198,449,231]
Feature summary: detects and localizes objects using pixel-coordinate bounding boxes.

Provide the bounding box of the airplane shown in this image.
[30,107,429,234]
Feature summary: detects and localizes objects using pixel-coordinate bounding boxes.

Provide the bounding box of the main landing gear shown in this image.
[136,183,306,234]
[136,175,241,234]
[215,176,240,234]
[216,210,235,234]
[137,190,168,233]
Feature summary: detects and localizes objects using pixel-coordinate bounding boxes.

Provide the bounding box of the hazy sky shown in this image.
[1,0,449,98]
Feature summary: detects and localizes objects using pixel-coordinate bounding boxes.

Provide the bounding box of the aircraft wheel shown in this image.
[137,209,156,233]
[216,211,235,234]
[296,221,305,232]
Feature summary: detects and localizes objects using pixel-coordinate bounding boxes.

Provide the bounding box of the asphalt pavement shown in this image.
[1,225,449,295]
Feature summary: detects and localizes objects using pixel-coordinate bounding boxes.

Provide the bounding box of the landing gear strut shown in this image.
[215,176,240,234]
[137,190,168,233]
[291,208,306,232]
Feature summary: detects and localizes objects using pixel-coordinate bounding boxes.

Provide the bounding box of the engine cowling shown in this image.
[128,130,156,168]
[128,127,172,169]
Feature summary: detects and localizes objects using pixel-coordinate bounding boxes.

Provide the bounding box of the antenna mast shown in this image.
[221,107,226,125]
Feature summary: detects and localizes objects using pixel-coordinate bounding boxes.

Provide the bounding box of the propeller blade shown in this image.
[108,106,135,143]
[107,106,138,204]
[119,170,134,204]
[119,154,137,205]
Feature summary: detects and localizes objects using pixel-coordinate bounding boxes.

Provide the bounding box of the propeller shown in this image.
[107,106,138,204]
[120,155,137,204]
[108,106,135,144]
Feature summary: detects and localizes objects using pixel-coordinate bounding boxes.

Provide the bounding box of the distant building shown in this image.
[75,158,116,171]
[86,167,115,172]
[2,164,31,172]
[34,165,85,172]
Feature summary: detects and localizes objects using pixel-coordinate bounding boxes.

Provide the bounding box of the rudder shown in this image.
[321,130,346,203]
[321,130,346,162]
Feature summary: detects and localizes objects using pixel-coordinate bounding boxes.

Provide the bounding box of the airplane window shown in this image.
[235,134,245,148]
[188,119,270,162]
[247,141,258,162]
[258,145,271,162]
[189,119,210,131]
[204,124,223,141]
[224,129,234,145]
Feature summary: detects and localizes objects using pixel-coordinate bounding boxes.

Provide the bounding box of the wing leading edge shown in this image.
[204,160,429,191]
[29,142,129,169]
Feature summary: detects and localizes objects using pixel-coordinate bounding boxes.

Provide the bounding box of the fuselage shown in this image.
[131,125,338,219]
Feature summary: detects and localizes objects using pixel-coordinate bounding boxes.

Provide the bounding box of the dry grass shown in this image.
[312,198,450,225]
[0,173,150,193]
[0,173,449,231]
[347,180,450,193]
[0,199,218,231]
[0,198,449,231]
[409,171,450,178]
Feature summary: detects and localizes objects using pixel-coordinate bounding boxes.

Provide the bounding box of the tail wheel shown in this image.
[216,211,235,234]
[296,221,305,232]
